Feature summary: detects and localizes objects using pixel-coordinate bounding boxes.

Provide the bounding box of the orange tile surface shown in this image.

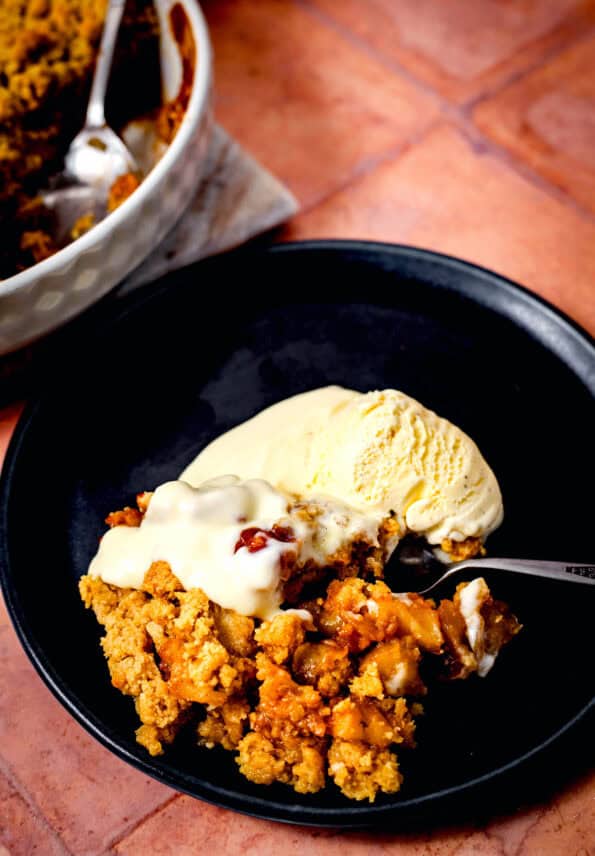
[111,770,595,856]
[0,593,173,854]
[201,0,438,205]
[283,123,595,335]
[1,0,594,852]
[0,767,66,856]
[305,0,595,103]
[112,795,474,854]
[475,34,595,215]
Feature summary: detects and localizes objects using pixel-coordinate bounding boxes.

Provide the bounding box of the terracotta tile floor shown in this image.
[305,0,595,104]
[202,0,438,206]
[1,1,594,853]
[474,32,595,215]
[284,122,595,333]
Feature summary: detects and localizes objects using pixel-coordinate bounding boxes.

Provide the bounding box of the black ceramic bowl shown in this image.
[1,241,594,828]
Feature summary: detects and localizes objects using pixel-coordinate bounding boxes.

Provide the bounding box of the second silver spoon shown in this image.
[41,0,138,242]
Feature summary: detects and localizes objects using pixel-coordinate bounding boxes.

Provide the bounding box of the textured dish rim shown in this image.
[0,0,212,296]
[0,241,593,827]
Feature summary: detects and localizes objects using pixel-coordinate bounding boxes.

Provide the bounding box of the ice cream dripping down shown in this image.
[89,476,380,619]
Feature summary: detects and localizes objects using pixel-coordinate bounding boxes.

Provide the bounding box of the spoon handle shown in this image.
[453,558,595,585]
[85,0,127,128]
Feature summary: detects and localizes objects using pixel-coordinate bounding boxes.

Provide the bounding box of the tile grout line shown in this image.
[454,117,595,224]
[102,791,182,854]
[284,111,595,234]
[298,0,595,115]
[450,831,496,856]
[291,116,445,220]
[464,20,595,111]
[289,0,459,213]
[0,751,73,856]
[484,807,547,856]
[292,0,595,226]
[295,0,449,113]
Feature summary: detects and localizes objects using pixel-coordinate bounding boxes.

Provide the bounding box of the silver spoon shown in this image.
[41,0,138,243]
[393,541,595,596]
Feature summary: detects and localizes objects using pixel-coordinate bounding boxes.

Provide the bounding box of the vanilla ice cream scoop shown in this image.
[182,386,503,547]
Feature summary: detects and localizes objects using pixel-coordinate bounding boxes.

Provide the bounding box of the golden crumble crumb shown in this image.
[141,561,183,598]
[328,739,402,802]
[80,495,520,802]
[254,612,305,665]
[354,638,425,699]
[105,506,143,529]
[198,698,251,750]
[69,212,95,240]
[292,640,352,697]
[441,536,485,561]
[107,172,140,212]
[136,720,185,757]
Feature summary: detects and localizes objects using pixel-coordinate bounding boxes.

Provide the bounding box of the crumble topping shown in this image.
[80,488,521,802]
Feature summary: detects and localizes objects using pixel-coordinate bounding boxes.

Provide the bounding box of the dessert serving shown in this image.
[80,387,521,802]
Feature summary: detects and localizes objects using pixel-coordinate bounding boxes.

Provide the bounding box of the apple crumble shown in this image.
[80,481,520,802]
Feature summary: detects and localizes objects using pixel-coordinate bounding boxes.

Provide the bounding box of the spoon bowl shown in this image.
[40,0,137,237]
[63,126,138,192]
[388,538,595,595]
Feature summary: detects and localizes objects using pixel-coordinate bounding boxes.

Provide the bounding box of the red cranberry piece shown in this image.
[234,525,295,553]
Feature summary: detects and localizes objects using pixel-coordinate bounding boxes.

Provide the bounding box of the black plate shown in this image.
[1,241,594,828]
